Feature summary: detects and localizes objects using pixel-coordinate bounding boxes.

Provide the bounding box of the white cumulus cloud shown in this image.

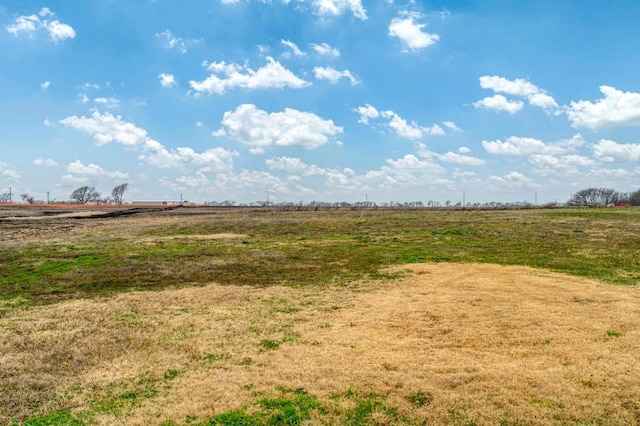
[473,95,524,114]
[488,171,538,189]
[592,139,640,162]
[479,75,539,97]
[0,162,21,182]
[281,39,305,56]
[311,42,340,57]
[60,111,238,170]
[388,11,439,52]
[477,75,559,113]
[482,134,584,156]
[313,66,359,85]
[66,160,128,180]
[266,156,330,176]
[220,0,367,20]
[215,104,343,151]
[5,8,75,42]
[33,157,59,167]
[159,73,177,88]
[442,121,462,132]
[313,0,367,20]
[356,104,445,140]
[437,152,485,166]
[566,86,640,129]
[189,57,310,95]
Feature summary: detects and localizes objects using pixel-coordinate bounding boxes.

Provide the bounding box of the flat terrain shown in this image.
[1,206,639,425]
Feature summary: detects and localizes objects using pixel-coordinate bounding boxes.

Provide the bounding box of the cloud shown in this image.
[0,162,21,182]
[477,75,559,114]
[5,8,75,42]
[33,157,59,167]
[488,171,538,189]
[159,73,177,88]
[311,42,340,57]
[262,151,456,198]
[312,0,367,20]
[482,134,584,156]
[354,104,380,124]
[473,95,524,114]
[156,30,202,53]
[437,152,485,166]
[479,75,539,97]
[566,86,640,129]
[442,121,462,132]
[386,112,443,139]
[281,39,305,56]
[60,111,238,170]
[215,104,343,151]
[528,154,595,176]
[388,11,439,52]
[313,66,359,85]
[592,139,640,162]
[93,96,121,108]
[220,0,367,20]
[66,160,128,180]
[189,57,310,95]
[355,104,444,140]
[41,81,51,91]
[266,156,331,176]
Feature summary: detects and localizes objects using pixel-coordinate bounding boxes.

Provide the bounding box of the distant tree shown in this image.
[70,186,100,204]
[568,188,626,206]
[20,193,35,204]
[111,183,129,204]
[629,189,640,206]
[0,193,10,203]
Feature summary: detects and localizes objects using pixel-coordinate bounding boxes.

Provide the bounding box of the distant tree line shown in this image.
[0,184,129,205]
[69,183,129,204]
[568,187,640,207]
[205,199,545,210]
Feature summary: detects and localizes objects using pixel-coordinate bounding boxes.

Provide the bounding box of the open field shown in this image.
[1,206,640,425]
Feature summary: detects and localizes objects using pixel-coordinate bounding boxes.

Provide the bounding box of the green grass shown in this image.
[200,388,323,426]
[1,207,639,310]
[17,410,85,426]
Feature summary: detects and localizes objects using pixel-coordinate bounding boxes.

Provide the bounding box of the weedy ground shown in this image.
[1,206,639,425]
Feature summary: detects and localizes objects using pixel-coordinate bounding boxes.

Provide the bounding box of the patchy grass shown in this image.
[2,263,640,424]
[1,207,639,309]
[1,207,640,424]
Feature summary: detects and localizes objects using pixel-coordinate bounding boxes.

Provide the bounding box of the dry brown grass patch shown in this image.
[2,263,640,424]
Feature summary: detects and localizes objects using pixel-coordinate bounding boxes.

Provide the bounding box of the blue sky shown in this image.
[2,0,640,205]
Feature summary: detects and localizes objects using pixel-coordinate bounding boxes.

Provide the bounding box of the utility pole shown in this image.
[462,192,465,207]
[9,186,11,204]
[47,191,50,204]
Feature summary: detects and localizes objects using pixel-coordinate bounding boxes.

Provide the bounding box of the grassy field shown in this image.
[1,206,639,425]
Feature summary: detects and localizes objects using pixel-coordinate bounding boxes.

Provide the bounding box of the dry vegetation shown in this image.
[1,206,639,425]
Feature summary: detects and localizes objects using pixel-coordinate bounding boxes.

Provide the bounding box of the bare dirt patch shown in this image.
[2,263,639,424]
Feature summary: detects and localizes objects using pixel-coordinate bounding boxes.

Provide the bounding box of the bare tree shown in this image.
[568,188,626,206]
[629,189,640,206]
[0,193,10,203]
[70,186,100,204]
[21,193,36,204]
[111,183,129,204]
